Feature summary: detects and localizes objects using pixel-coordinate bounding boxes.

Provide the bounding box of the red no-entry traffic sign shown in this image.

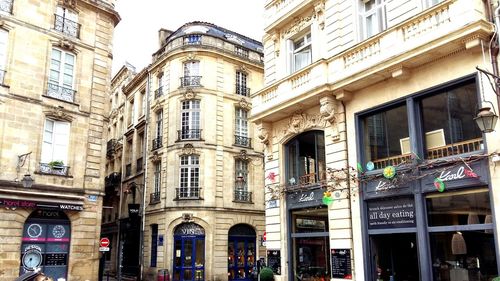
[100,237,110,247]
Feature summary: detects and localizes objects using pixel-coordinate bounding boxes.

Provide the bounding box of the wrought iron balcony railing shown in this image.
[154,86,163,99]
[54,14,81,38]
[234,190,252,203]
[175,187,201,200]
[152,136,163,150]
[235,84,250,96]
[136,157,143,172]
[178,129,202,141]
[46,82,76,103]
[234,135,251,148]
[106,139,116,158]
[125,164,132,177]
[39,163,70,176]
[180,76,202,87]
[150,191,161,204]
[0,0,13,14]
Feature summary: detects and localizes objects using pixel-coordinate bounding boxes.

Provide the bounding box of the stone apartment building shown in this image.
[102,22,266,281]
[253,0,500,281]
[0,0,119,280]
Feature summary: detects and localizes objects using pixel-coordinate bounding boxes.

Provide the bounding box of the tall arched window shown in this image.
[173,223,205,281]
[20,210,71,280]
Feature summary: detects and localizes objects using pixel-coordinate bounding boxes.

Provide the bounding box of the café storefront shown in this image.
[361,160,497,281]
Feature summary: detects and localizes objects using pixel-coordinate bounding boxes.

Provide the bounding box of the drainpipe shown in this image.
[487,0,500,110]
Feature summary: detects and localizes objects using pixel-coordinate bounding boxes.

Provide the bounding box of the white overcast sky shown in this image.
[111,0,266,75]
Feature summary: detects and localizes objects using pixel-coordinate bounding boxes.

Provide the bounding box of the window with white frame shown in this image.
[48,48,76,102]
[235,71,248,96]
[41,119,70,166]
[0,0,13,14]
[360,0,388,39]
[154,162,161,194]
[54,6,79,38]
[234,159,250,202]
[180,100,201,140]
[235,108,250,147]
[178,155,200,199]
[141,90,146,116]
[155,73,163,98]
[290,32,312,72]
[181,61,200,87]
[0,29,8,84]
[127,98,134,126]
[153,110,163,150]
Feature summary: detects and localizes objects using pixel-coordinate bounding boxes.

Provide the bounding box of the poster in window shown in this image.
[266,250,281,275]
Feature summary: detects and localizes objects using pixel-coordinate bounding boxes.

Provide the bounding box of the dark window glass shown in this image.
[370,233,419,281]
[292,237,330,279]
[285,131,326,186]
[150,224,158,267]
[427,189,492,227]
[430,231,497,281]
[421,81,482,159]
[363,105,409,169]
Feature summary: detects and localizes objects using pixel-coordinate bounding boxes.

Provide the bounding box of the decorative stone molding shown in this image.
[276,111,327,143]
[314,0,326,30]
[183,52,197,62]
[271,32,280,57]
[181,143,197,155]
[56,39,75,51]
[59,0,76,9]
[237,65,248,73]
[151,98,164,113]
[319,96,340,141]
[284,15,313,37]
[109,108,117,119]
[236,150,249,161]
[182,89,197,100]
[44,107,74,122]
[237,98,251,111]
[150,151,161,163]
[391,65,411,80]
[257,122,273,160]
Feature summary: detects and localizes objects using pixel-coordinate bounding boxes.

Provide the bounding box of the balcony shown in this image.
[152,137,162,150]
[106,139,116,158]
[235,47,249,58]
[38,163,70,176]
[253,0,493,121]
[234,135,251,148]
[136,157,143,173]
[154,86,163,99]
[285,172,327,191]
[180,76,202,87]
[178,129,202,141]
[234,190,252,203]
[125,164,132,177]
[175,187,202,200]
[46,83,76,103]
[235,84,250,96]
[54,14,80,38]
[150,191,160,204]
[0,0,13,14]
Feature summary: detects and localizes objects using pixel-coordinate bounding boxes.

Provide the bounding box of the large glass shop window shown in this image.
[291,206,330,281]
[427,188,497,281]
[20,210,71,280]
[173,223,205,281]
[228,224,256,281]
[285,130,326,186]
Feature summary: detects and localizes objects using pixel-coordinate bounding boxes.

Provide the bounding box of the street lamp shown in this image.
[474,106,498,133]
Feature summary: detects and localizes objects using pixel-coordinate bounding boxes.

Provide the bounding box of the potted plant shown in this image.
[48,160,64,169]
[260,267,274,281]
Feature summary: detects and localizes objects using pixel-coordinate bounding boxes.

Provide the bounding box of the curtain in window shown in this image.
[235,108,248,137]
[42,119,70,164]
[49,48,75,89]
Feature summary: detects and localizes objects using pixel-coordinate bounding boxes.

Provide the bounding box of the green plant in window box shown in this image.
[48,160,64,169]
[260,267,274,281]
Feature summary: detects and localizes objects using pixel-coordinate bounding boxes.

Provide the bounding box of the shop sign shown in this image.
[437,166,478,182]
[266,199,278,209]
[266,250,281,275]
[0,198,83,211]
[367,197,415,229]
[331,249,352,279]
[287,188,324,209]
[128,204,140,217]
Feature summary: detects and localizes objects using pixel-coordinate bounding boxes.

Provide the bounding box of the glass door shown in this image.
[228,238,256,281]
[173,236,205,281]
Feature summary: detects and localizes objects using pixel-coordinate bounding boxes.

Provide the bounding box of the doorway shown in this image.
[173,223,205,281]
[228,224,256,281]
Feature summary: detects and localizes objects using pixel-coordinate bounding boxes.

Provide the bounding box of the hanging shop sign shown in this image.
[266,250,281,275]
[367,197,415,229]
[128,204,140,217]
[331,249,352,279]
[422,162,487,192]
[0,198,83,211]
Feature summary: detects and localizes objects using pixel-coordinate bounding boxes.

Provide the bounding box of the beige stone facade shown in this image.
[104,22,266,281]
[253,0,500,280]
[0,0,119,280]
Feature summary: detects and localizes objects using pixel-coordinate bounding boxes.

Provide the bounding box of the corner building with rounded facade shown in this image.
[106,22,266,281]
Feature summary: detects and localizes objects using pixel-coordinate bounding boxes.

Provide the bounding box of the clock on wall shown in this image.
[27,223,43,238]
[22,248,42,270]
[52,225,66,238]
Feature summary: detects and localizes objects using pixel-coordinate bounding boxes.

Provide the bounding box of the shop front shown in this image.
[286,187,330,281]
[173,222,205,281]
[357,75,498,281]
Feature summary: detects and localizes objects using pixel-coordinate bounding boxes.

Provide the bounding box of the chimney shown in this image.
[158,28,173,48]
